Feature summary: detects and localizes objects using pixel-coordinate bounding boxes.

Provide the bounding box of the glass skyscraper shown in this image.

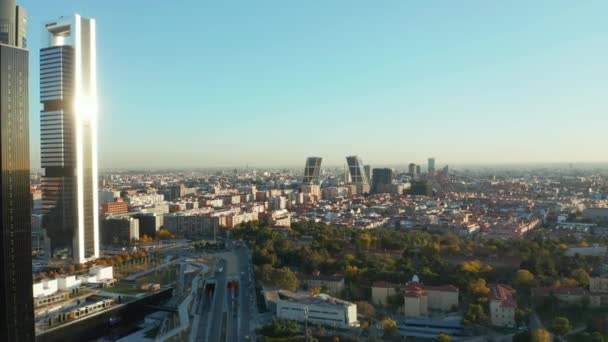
[0,0,34,339]
[41,15,99,263]
[346,156,368,185]
[303,157,322,184]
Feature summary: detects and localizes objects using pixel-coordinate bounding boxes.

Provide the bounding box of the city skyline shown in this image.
[19,0,608,169]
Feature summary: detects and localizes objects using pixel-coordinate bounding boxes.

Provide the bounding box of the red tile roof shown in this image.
[491,283,517,308]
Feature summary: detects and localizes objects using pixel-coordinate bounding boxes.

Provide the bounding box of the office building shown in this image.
[364,165,371,184]
[274,291,358,329]
[137,213,164,237]
[415,165,421,176]
[303,157,322,184]
[0,0,34,339]
[102,216,139,245]
[346,156,370,193]
[40,15,100,263]
[408,163,416,176]
[428,158,435,176]
[408,180,433,197]
[372,168,393,194]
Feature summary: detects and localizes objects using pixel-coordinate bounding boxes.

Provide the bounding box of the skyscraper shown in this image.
[346,156,370,193]
[428,157,436,176]
[364,165,371,184]
[408,163,416,176]
[346,156,367,185]
[41,15,100,263]
[303,157,322,184]
[0,0,34,339]
[372,168,393,194]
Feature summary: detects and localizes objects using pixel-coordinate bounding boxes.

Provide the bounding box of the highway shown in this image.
[193,240,256,341]
[206,259,227,342]
[236,244,254,340]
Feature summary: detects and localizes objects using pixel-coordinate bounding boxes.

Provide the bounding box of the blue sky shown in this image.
[22,0,608,169]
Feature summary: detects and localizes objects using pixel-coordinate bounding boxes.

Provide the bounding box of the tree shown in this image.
[259,319,300,338]
[514,269,535,286]
[67,265,76,273]
[571,268,591,287]
[469,278,490,303]
[531,328,551,342]
[157,229,175,240]
[438,333,452,342]
[310,287,321,296]
[591,332,605,342]
[355,301,375,320]
[382,318,397,336]
[460,260,483,273]
[386,293,404,309]
[464,303,486,324]
[552,316,572,336]
[358,233,373,250]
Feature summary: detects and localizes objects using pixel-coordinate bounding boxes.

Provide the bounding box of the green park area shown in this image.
[136,265,180,285]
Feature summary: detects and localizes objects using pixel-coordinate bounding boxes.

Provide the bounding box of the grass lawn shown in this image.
[103,283,146,295]
[136,266,179,285]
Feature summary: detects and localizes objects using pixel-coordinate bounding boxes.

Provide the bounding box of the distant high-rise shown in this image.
[408,163,416,176]
[346,156,370,194]
[372,168,393,194]
[346,156,368,185]
[0,0,34,339]
[428,157,436,176]
[41,15,100,263]
[364,165,371,184]
[303,157,322,184]
[416,165,421,176]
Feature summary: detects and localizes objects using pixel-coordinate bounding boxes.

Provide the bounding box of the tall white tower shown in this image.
[41,15,99,263]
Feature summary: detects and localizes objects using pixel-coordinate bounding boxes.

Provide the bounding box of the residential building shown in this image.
[98,190,120,204]
[489,284,516,327]
[583,208,608,222]
[372,279,459,317]
[101,198,128,215]
[371,281,398,306]
[40,15,100,263]
[0,0,34,339]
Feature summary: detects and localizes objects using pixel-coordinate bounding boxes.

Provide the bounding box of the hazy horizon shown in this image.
[22,0,608,169]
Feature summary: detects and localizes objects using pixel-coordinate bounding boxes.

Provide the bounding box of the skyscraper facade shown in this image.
[303,157,322,184]
[364,165,371,184]
[408,163,416,176]
[0,0,34,339]
[372,168,393,194]
[41,15,100,263]
[346,156,367,185]
[428,157,436,176]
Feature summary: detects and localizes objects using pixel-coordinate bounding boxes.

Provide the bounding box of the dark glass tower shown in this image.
[371,168,392,194]
[303,157,322,184]
[0,0,34,340]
